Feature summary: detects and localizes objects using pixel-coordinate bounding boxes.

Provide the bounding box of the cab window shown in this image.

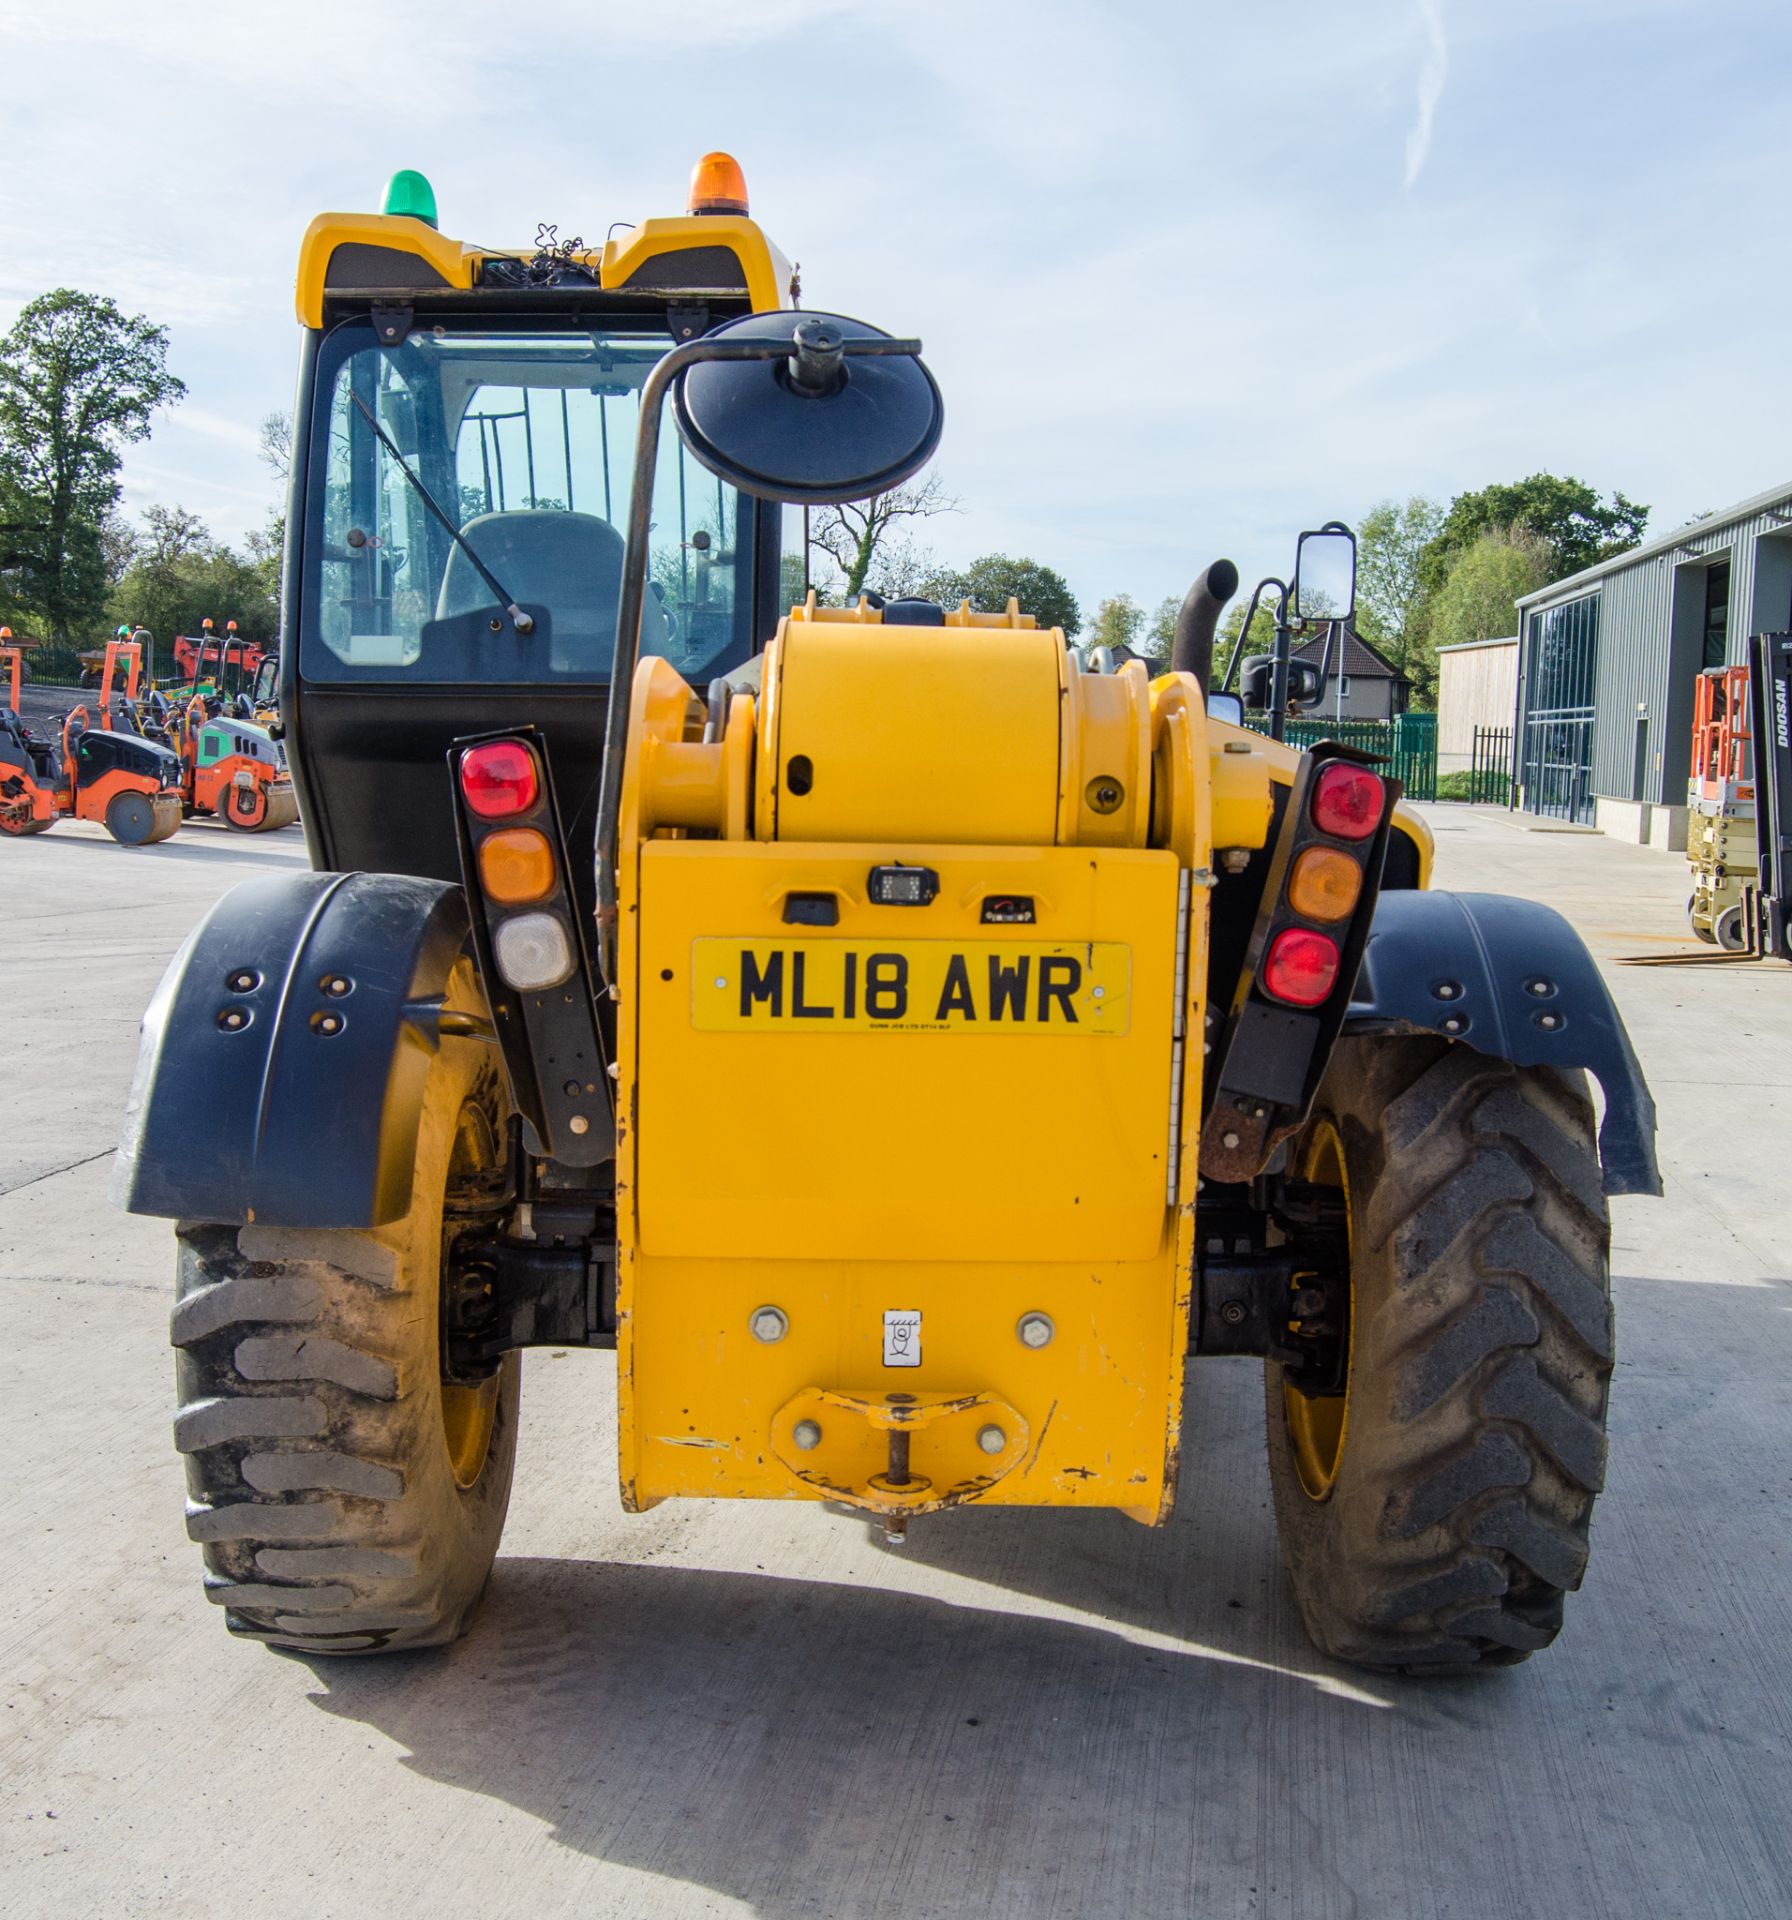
[300,322,760,686]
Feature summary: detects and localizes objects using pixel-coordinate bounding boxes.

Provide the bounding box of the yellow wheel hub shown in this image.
[439,1093,503,1489]
[440,1378,499,1489]
[1282,1119,1352,1501]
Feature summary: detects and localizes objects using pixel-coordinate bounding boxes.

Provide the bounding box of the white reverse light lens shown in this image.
[492,911,575,991]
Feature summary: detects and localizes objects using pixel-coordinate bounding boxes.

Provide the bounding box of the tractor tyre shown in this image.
[0,806,51,836]
[1688,894,1717,944]
[170,1033,519,1655]
[1265,1035,1612,1673]
[1713,905,1746,952]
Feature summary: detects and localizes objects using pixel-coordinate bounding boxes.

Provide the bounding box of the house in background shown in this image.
[1512,480,1792,844]
[1289,626,1410,721]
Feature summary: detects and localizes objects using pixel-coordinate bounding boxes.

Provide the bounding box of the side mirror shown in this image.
[1294,524,1356,623]
[672,311,944,506]
[1205,690,1244,727]
[1241,655,1273,709]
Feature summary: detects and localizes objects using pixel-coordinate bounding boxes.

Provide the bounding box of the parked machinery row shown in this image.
[0,631,296,844]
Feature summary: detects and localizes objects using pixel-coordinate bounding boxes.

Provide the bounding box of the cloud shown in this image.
[1404,0,1449,188]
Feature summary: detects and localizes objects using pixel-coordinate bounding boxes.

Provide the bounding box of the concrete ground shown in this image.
[2,806,1787,1920]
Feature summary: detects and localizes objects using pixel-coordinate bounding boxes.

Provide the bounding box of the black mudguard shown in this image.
[113,871,479,1228]
[1344,889,1662,1197]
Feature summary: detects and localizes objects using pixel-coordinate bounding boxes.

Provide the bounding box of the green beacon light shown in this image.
[382,169,438,229]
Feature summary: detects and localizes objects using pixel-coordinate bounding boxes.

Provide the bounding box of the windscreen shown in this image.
[299,321,760,685]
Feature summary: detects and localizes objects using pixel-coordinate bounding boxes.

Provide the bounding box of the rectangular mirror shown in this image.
[1294,526,1356,623]
[1206,690,1244,726]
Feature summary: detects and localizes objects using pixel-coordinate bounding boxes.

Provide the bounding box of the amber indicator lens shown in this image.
[1287,846,1362,923]
[479,826,557,904]
[460,740,540,819]
[1262,926,1341,1007]
[1310,762,1386,841]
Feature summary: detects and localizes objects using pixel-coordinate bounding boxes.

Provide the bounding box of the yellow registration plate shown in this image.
[692,938,1131,1035]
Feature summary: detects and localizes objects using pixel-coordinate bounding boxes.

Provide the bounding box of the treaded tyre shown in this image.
[1266,1035,1612,1673]
[171,1032,519,1655]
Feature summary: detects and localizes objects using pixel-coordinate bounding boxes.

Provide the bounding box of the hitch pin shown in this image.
[882,1428,911,1546]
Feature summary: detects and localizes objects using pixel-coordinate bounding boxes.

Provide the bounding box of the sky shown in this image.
[3,0,1791,623]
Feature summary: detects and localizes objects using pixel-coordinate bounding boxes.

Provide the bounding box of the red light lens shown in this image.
[1310,762,1385,841]
[1263,927,1341,1007]
[460,741,539,819]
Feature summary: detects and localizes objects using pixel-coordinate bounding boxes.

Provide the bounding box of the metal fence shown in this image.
[1468,725,1514,805]
[1242,711,1438,801]
[14,645,89,688]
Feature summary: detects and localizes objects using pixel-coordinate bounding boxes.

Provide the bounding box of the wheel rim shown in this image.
[439,1096,502,1489]
[440,1380,498,1489]
[1283,1119,1353,1501]
[227,784,265,828]
[107,792,154,843]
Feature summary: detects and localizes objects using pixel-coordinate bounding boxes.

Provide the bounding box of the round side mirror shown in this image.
[671,310,944,506]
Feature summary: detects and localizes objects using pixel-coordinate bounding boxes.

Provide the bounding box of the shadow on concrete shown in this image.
[302,1555,1412,1918]
[299,1274,1792,1917]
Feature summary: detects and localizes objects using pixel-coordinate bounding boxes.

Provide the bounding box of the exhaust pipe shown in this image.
[1170,559,1239,688]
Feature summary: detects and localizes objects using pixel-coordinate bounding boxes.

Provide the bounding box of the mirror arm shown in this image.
[594,330,926,989]
[1268,586,1295,742]
[1220,574,1287,701]
[1309,616,1340,713]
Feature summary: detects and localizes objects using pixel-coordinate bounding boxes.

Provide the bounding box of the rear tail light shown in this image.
[460,740,540,819]
[1263,927,1340,1007]
[492,911,575,990]
[478,826,557,904]
[1310,762,1385,841]
[1286,846,1362,923]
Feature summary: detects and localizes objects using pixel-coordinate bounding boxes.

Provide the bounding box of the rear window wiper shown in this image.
[348,391,536,636]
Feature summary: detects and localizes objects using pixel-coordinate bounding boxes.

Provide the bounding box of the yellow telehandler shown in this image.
[116,156,1658,1673]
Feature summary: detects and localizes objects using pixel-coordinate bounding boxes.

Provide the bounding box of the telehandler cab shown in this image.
[117,158,1659,1672]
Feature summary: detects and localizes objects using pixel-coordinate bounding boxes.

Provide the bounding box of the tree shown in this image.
[259,409,293,481]
[1355,495,1443,685]
[98,509,139,588]
[1213,595,1279,690]
[110,505,278,647]
[862,536,942,601]
[1086,593,1145,654]
[0,290,185,636]
[243,512,286,621]
[1145,593,1180,666]
[920,553,1081,636]
[810,475,958,601]
[1419,473,1647,599]
[1425,528,1553,665]
[777,550,839,613]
